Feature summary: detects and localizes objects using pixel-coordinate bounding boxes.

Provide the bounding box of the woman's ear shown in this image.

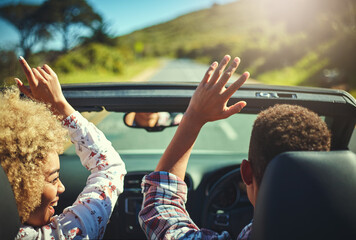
[241,159,253,185]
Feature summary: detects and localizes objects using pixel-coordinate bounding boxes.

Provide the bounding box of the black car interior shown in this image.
[252,150,356,240]
[0,164,21,239]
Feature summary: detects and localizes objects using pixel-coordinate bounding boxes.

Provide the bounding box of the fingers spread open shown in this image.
[37,67,49,80]
[32,68,47,83]
[224,101,247,118]
[207,55,231,86]
[216,57,240,90]
[42,64,56,77]
[201,62,218,85]
[223,72,250,99]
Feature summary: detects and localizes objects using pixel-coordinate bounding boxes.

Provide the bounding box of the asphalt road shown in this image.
[147,58,258,84]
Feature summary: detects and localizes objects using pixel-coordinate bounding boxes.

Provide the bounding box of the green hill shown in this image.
[117,0,356,90]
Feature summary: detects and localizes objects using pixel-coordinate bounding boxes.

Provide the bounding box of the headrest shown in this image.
[252,150,356,240]
[0,164,20,239]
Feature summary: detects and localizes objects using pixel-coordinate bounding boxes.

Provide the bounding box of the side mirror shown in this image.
[124,112,183,132]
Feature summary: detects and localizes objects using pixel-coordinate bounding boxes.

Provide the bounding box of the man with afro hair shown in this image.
[138,55,331,240]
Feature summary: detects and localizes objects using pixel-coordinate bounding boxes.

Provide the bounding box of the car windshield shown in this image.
[64,112,255,155]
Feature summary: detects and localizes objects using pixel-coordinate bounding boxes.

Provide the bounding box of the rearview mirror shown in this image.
[124,112,183,132]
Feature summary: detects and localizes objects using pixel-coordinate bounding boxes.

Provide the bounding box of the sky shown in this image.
[0,0,237,51]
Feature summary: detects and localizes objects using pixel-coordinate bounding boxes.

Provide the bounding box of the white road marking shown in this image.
[218,121,238,140]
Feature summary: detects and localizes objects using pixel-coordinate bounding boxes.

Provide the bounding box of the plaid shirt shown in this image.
[139,171,252,240]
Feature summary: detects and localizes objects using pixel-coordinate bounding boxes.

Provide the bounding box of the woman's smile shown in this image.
[26,152,65,227]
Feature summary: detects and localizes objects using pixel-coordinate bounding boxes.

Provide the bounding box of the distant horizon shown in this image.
[0,0,237,53]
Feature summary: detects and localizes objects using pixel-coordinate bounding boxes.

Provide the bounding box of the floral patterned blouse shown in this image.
[16,111,126,240]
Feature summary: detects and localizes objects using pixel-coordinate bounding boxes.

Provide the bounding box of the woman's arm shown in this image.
[55,111,126,239]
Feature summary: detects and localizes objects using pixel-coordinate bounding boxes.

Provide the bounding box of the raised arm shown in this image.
[155,55,249,180]
[139,55,249,240]
[15,56,75,119]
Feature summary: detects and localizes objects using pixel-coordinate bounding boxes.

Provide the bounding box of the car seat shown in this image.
[252,150,356,240]
[0,164,20,239]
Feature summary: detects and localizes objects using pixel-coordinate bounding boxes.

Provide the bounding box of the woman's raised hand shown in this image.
[15,57,75,119]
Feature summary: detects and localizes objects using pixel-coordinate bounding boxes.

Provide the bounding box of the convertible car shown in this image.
[2,82,356,239]
[57,82,356,239]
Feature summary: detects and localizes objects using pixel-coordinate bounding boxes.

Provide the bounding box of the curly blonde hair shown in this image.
[0,87,67,223]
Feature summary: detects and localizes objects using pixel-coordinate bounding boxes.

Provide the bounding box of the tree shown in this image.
[0,4,51,58]
[38,0,103,52]
[80,22,116,46]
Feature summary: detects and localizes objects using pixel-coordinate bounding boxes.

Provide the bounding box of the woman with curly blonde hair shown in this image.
[0,57,126,239]
[0,87,67,225]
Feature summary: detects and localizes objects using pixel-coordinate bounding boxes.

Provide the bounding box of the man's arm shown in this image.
[139,55,249,240]
[155,55,249,180]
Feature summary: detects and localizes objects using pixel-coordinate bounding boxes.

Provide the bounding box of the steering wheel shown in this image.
[201,168,253,239]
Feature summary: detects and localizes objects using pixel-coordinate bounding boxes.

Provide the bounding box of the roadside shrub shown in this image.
[53,43,134,74]
[0,49,19,87]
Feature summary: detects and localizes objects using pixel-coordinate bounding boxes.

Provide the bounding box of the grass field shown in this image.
[58,58,160,84]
